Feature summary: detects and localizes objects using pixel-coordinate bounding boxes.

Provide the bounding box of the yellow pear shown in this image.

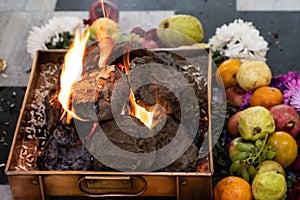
[157,15,204,48]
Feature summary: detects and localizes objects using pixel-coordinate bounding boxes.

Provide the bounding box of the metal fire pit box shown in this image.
[6,48,213,200]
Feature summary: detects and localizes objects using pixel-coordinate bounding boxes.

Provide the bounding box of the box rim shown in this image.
[6,48,214,176]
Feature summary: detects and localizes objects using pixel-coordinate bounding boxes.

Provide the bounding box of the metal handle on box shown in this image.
[77,176,147,197]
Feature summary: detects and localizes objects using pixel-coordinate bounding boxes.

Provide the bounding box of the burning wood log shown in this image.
[84,114,198,172]
[37,38,209,172]
[72,66,124,121]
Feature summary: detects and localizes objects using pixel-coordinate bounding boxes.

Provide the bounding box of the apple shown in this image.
[227,111,241,138]
[138,38,159,49]
[134,28,160,49]
[225,86,246,107]
[131,27,145,37]
[227,137,243,161]
[85,0,119,25]
[291,154,300,172]
[269,104,300,138]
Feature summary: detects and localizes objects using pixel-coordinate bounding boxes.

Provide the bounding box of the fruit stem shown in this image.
[246,134,268,165]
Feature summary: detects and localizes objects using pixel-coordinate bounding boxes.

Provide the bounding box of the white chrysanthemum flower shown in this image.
[209,19,269,62]
[27,16,84,58]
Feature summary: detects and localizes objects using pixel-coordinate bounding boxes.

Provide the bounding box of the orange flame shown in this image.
[94,0,116,68]
[100,0,107,18]
[58,29,90,123]
[122,53,159,129]
[128,90,157,129]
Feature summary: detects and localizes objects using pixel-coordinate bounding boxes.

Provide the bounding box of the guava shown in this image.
[256,160,285,177]
[252,171,287,200]
[238,106,275,141]
[157,14,204,48]
[236,60,272,91]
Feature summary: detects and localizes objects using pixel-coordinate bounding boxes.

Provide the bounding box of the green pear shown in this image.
[252,171,287,200]
[256,160,285,177]
[157,15,204,48]
[238,106,275,141]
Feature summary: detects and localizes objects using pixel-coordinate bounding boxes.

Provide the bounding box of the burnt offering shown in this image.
[34,43,209,172]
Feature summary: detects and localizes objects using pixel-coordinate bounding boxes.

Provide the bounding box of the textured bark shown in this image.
[39,44,209,172]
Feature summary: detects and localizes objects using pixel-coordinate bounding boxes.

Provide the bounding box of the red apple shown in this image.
[131,27,146,37]
[84,0,119,25]
[291,154,300,172]
[269,104,300,138]
[138,38,159,49]
[227,111,241,138]
[225,86,246,107]
[227,137,243,161]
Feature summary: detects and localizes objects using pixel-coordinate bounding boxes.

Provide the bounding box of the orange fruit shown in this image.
[216,59,242,89]
[267,131,298,168]
[250,86,283,109]
[214,176,252,200]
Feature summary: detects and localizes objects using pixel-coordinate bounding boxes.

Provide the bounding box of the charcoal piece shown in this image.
[37,135,91,171]
[38,117,92,170]
[53,119,80,146]
[72,67,124,122]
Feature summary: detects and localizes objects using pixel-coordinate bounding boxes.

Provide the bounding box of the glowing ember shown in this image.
[58,29,90,123]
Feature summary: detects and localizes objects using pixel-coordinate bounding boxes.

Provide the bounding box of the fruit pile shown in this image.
[86,13,207,49]
[214,59,300,199]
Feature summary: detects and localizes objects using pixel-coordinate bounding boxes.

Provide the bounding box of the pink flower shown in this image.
[284,79,300,113]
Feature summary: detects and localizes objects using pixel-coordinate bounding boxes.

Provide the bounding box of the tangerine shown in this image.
[216,59,242,89]
[250,86,283,109]
[267,131,298,168]
[214,176,252,200]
